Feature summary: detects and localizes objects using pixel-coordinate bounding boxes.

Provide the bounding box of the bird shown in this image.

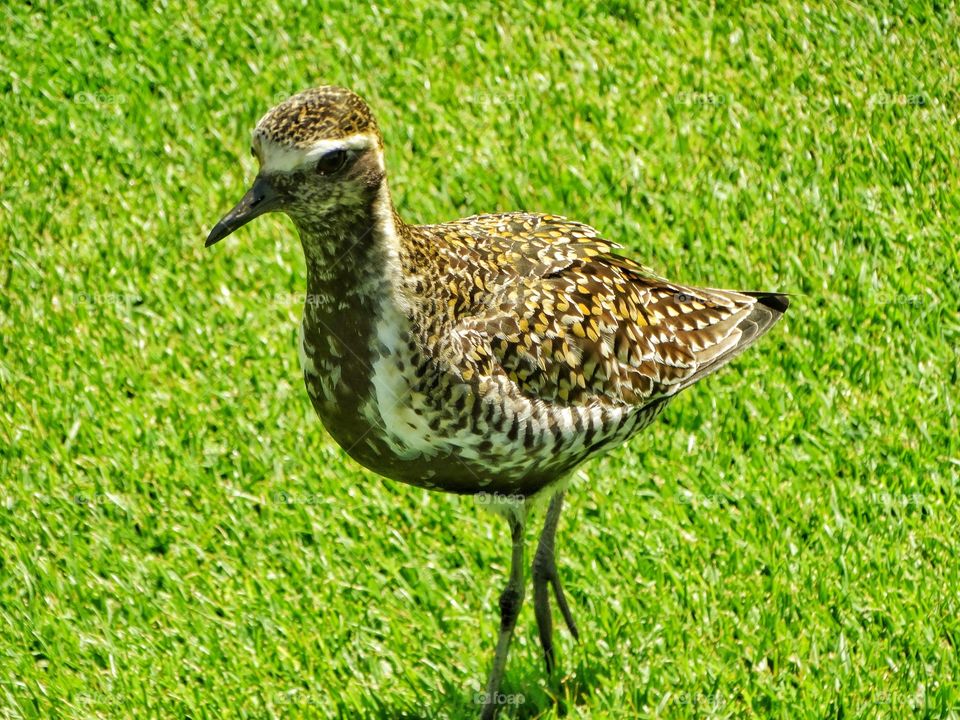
[205,85,788,719]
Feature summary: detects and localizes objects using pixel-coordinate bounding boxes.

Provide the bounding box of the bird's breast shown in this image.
[297,296,459,486]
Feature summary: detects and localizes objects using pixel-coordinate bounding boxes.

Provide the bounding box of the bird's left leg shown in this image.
[532,489,579,676]
[480,507,526,720]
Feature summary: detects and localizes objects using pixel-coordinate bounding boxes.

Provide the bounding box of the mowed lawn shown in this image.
[2,1,959,718]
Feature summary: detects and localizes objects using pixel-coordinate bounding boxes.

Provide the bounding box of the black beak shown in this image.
[205,174,281,247]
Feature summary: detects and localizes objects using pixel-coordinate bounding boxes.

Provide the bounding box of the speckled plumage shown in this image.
[296,204,787,499]
[206,86,789,718]
[245,89,789,499]
[256,86,382,148]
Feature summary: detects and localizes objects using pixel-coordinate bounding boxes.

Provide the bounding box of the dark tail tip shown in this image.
[744,292,790,314]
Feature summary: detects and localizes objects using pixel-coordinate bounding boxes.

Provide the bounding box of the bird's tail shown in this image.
[674,290,789,390]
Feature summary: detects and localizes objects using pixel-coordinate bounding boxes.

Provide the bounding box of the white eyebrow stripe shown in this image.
[256,133,377,173]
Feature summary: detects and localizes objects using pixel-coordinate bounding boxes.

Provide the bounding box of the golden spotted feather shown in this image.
[408,212,788,411]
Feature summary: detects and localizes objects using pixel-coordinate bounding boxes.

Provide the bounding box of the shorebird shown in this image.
[205,86,788,719]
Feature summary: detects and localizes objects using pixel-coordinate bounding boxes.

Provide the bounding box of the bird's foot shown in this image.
[532,546,580,676]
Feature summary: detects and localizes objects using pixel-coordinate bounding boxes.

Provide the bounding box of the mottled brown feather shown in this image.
[404,213,787,411]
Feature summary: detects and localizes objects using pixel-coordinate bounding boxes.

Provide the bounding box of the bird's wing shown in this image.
[442,214,787,407]
[433,212,636,289]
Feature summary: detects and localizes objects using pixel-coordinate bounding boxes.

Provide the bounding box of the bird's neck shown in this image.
[290,179,418,466]
[291,181,408,316]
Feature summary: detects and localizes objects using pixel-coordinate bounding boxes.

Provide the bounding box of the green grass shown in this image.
[2,1,959,718]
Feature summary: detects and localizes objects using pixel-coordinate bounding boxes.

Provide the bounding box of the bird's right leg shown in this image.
[532,489,579,676]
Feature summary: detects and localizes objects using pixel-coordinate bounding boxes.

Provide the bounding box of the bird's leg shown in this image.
[532,490,579,676]
[480,508,525,720]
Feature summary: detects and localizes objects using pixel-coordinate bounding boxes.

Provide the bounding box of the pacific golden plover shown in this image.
[206,86,788,719]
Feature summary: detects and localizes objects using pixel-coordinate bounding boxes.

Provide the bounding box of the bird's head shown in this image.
[206,86,387,247]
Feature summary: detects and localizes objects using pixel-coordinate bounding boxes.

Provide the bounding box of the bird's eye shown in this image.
[315,149,348,175]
